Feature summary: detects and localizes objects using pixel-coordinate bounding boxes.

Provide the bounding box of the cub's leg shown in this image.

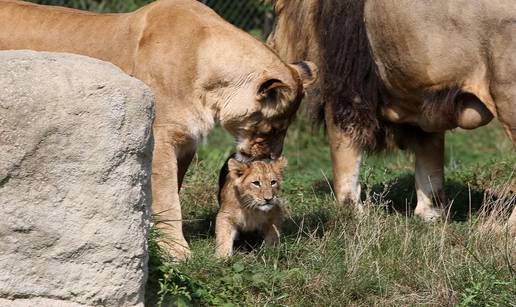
[215,213,238,257]
[325,103,363,210]
[152,126,191,260]
[263,214,283,246]
[411,132,445,220]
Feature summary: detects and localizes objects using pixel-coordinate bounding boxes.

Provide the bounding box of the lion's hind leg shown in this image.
[494,91,516,235]
[489,26,516,234]
[490,84,516,236]
[410,131,446,221]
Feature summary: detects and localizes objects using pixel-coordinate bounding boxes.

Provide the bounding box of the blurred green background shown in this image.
[30,0,274,38]
[31,0,152,12]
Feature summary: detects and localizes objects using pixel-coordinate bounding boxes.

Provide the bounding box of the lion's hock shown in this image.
[0,51,154,307]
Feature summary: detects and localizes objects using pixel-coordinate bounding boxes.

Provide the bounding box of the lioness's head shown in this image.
[221,61,317,160]
[227,157,287,212]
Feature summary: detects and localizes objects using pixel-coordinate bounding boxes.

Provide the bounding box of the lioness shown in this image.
[215,155,286,258]
[0,0,317,258]
[269,0,516,229]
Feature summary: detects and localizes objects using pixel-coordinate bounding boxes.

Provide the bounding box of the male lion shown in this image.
[0,0,318,259]
[215,154,286,258]
[269,0,516,229]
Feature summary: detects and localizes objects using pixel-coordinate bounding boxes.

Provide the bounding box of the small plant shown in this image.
[157,263,233,306]
[147,229,239,306]
[458,271,513,307]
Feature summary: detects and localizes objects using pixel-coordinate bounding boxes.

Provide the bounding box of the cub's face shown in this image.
[228,157,287,212]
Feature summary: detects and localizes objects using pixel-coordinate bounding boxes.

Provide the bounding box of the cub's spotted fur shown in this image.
[215,155,287,257]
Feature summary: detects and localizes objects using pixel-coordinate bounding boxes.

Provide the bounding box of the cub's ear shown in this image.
[228,158,248,177]
[272,156,288,174]
[257,78,290,100]
[289,61,318,88]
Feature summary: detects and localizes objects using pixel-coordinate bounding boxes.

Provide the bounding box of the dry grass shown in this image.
[147,122,515,306]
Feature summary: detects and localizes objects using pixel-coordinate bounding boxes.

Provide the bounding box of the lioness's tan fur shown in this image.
[0,0,317,258]
[215,157,286,257]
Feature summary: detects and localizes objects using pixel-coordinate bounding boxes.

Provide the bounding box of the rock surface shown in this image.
[0,51,154,307]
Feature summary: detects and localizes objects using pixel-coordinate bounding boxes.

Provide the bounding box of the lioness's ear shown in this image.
[228,158,248,177]
[257,78,290,100]
[272,156,288,174]
[289,61,318,88]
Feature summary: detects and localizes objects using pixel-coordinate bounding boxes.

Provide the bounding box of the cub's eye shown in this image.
[252,181,261,187]
[271,180,277,186]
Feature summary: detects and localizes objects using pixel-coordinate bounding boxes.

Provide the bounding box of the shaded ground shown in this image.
[147,121,515,306]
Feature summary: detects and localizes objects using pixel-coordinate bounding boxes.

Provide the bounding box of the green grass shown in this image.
[147,121,515,306]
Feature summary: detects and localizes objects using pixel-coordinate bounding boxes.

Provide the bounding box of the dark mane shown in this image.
[269,0,385,149]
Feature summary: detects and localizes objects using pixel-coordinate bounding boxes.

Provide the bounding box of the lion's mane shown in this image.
[268,0,386,149]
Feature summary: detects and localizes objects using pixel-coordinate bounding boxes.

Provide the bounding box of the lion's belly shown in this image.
[364,0,500,132]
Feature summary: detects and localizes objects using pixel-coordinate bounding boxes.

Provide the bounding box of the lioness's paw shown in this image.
[414,206,443,221]
[215,245,233,259]
[158,240,191,262]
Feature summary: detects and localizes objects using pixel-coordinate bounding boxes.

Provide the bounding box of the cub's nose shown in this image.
[264,197,273,203]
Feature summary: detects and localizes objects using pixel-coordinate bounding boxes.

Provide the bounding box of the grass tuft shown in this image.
[146,121,515,306]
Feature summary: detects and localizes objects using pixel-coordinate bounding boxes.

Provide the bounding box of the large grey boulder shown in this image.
[0,51,154,307]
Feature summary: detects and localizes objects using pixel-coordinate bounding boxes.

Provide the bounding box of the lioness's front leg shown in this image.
[152,126,190,259]
[325,103,363,209]
[411,132,445,220]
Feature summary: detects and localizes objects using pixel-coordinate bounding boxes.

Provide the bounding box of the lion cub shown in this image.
[215,155,287,257]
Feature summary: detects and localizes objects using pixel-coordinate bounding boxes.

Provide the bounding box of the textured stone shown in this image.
[0,51,154,307]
